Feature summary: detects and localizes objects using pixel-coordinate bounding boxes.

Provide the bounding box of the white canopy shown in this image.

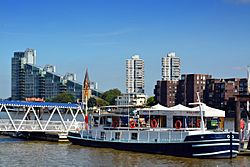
[150,103,169,110]
[140,103,225,118]
[193,104,225,117]
[169,104,195,112]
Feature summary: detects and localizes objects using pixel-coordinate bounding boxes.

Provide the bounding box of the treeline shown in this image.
[47,88,121,107]
[48,88,156,107]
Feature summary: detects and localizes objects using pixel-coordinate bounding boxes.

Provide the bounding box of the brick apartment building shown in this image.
[154,74,211,107]
[154,80,178,107]
[176,74,212,106]
[154,75,248,117]
[203,78,248,116]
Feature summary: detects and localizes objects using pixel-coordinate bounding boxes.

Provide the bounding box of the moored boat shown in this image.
[68,101,239,158]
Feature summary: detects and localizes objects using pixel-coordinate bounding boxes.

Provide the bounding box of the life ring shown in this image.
[175,120,182,129]
[150,119,158,128]
[130,120,136,128]
[196,119,201,128]
[112,120,118,128]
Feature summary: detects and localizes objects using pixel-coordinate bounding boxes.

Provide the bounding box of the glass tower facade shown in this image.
[11,49,82,101]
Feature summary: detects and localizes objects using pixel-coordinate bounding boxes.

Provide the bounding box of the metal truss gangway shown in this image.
[0,101,85,133]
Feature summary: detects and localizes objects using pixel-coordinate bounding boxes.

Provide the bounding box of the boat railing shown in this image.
[86,128,191,143]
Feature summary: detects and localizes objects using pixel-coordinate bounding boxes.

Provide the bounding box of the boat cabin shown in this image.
[90,103,225,130]
[138,104,225,130]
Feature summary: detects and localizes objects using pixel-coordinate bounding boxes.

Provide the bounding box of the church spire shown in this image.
[82,69,91,103]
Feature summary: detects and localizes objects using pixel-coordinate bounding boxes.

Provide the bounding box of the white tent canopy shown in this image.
[141,103,225,118]
[150,103,169,110]
[193,104,225,117]
[169,104,195,112]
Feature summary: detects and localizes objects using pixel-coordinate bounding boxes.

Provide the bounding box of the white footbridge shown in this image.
[0,101,85,133]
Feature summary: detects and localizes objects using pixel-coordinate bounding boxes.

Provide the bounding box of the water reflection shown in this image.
[0,136,250,167]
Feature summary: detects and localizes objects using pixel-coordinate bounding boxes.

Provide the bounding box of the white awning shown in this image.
[150,103,169,110]
[169,104,195,111]
[193,104,225,117]
[140,103,225,118]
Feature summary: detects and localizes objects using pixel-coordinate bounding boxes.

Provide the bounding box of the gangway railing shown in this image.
[0,100,85,133]
[0,119,83,132]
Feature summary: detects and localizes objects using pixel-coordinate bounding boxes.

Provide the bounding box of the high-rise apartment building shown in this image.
[126,55,144,93]
[11,49,83,101]
[162,52,180,81]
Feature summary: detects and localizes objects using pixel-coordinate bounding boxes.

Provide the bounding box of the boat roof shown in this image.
[193,104,225,117]
[168,104,196,111]
[139,103,225,118]
[0,100,81,109]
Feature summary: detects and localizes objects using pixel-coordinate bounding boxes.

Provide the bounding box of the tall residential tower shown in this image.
[162,52,180,81]
[126,55,145,93]
[154,52,180,107]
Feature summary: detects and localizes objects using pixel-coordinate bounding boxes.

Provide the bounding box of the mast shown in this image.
[197,92,205,133]
[189,92,205,133]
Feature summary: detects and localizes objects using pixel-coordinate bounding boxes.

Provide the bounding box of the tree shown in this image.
[147,96,156,107]
[96,97,109,106]
[88,97,97,107]
[101,88,121,105]
[51,92,75,103]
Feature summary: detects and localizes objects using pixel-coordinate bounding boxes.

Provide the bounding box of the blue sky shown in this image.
[1,0,250,98]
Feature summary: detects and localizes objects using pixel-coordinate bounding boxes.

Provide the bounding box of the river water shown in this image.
[0,136,250,167]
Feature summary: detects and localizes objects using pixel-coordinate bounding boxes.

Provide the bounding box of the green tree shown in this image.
[51,92,75,103]
[101,88,121,105]
[147,96,156,107]
[96,97,109,106]
[88,97,97,107]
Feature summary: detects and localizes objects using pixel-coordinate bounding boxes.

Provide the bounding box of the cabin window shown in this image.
[131,133,138,140]
[115,132,121,139]
[101,132,105,139]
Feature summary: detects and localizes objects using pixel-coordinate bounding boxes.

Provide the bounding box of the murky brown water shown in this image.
[0,136,250,167]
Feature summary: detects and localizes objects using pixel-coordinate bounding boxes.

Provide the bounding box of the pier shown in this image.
[0,101,85,141]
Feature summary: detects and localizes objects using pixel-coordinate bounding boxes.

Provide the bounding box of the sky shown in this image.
[1,0,250,99]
